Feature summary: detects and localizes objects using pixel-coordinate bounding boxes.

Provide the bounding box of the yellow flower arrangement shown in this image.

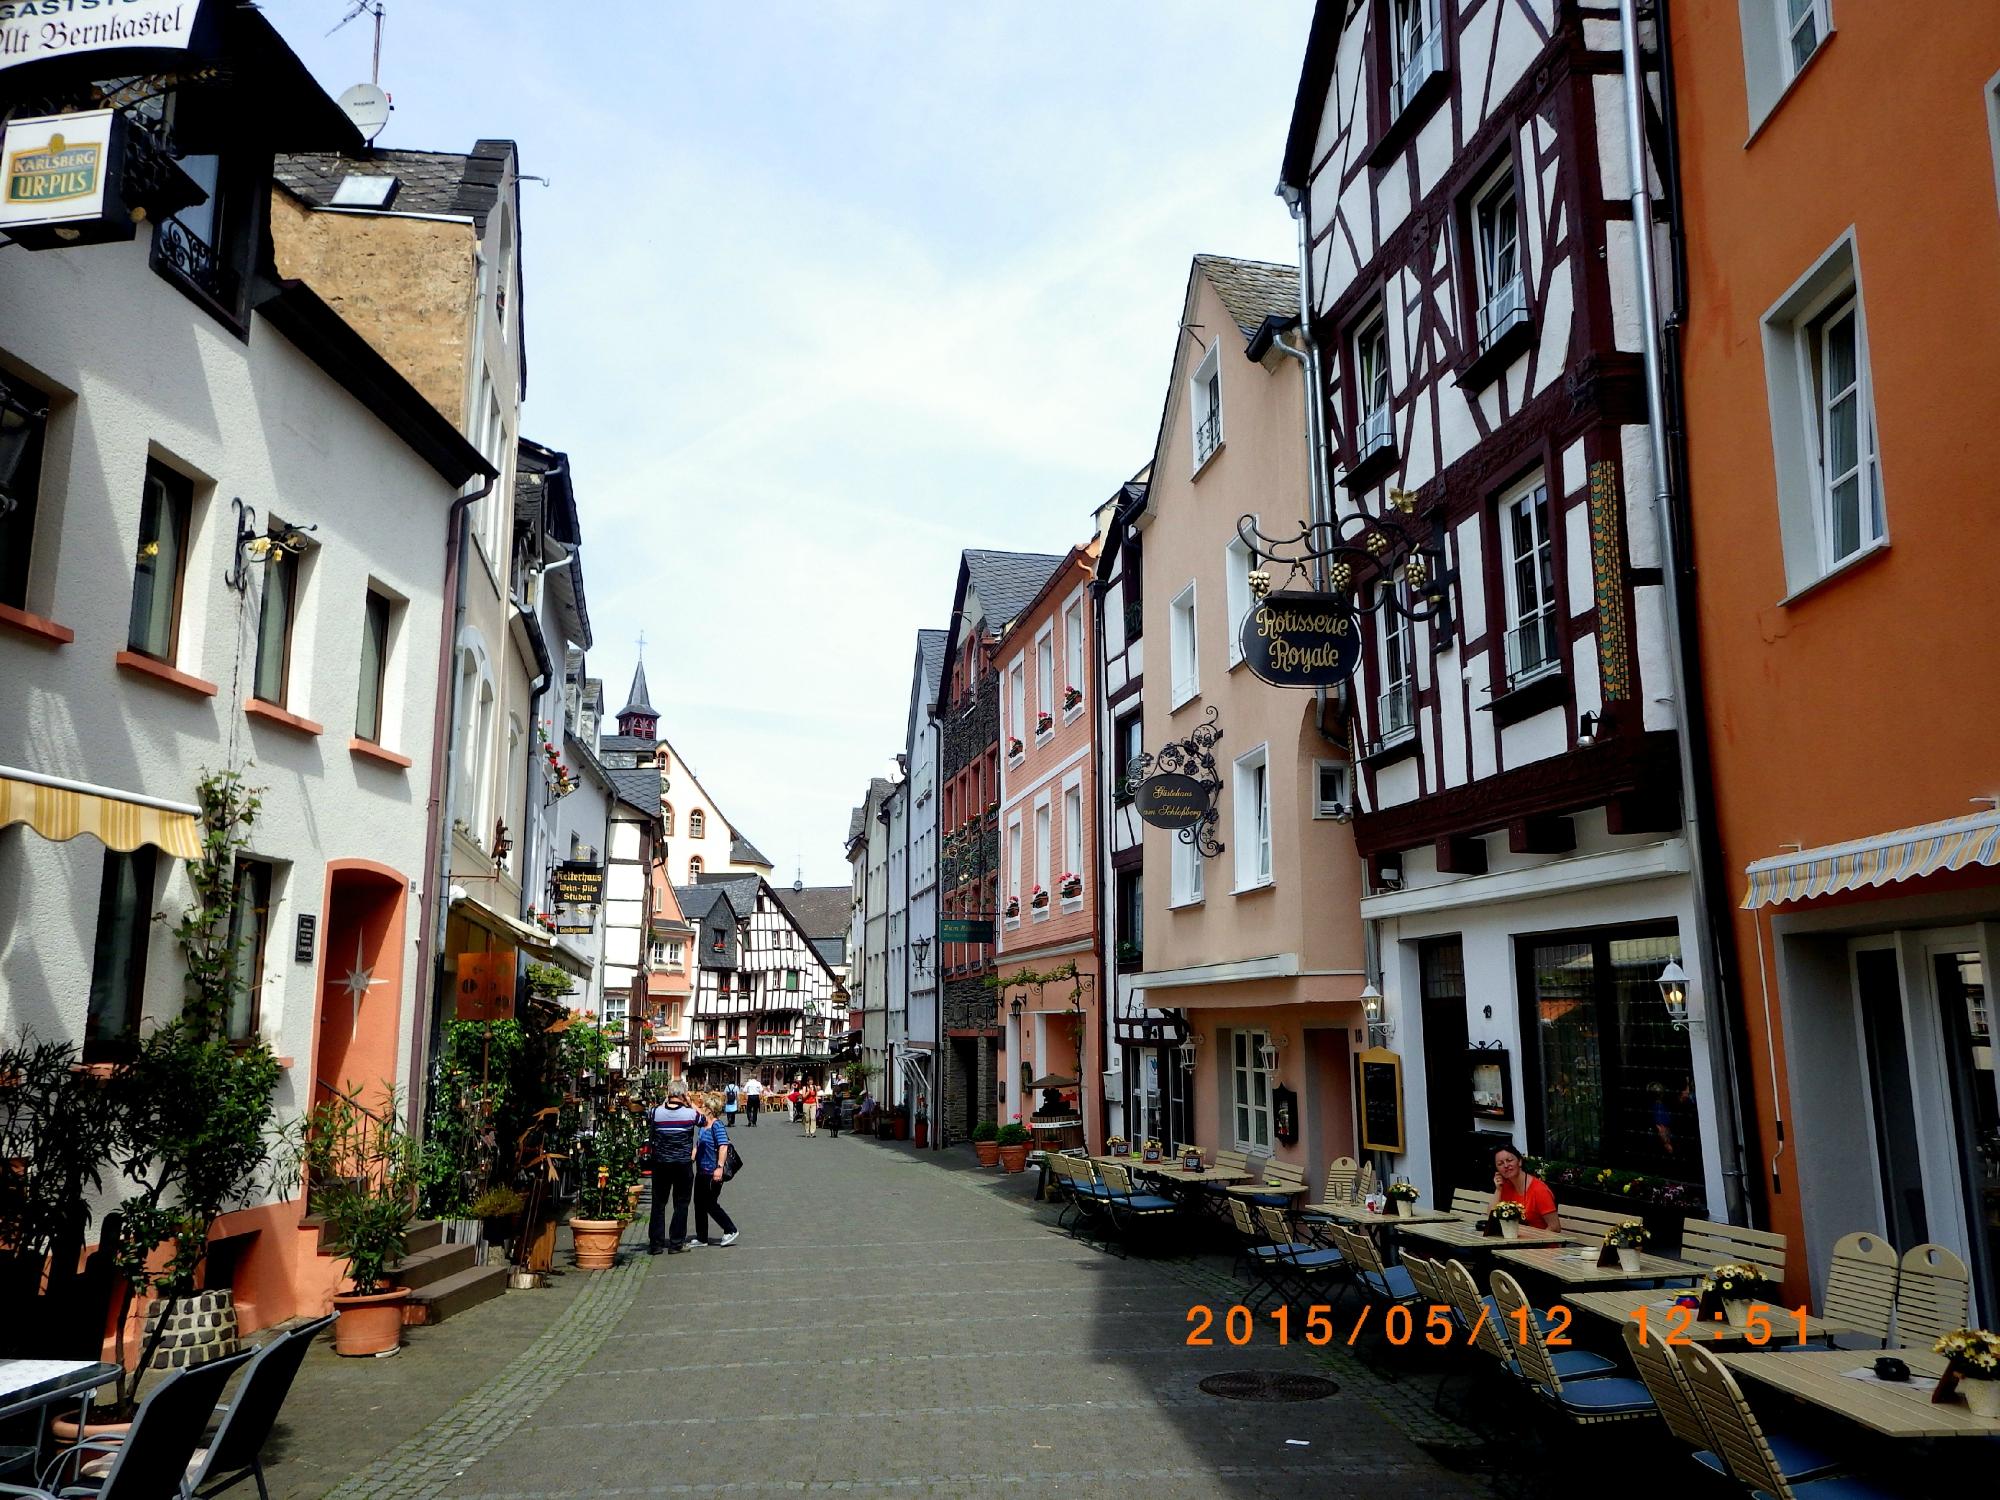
[1935,1328,2000,1378]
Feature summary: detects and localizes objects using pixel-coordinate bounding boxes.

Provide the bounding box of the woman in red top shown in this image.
[1488,1144,1561,1230]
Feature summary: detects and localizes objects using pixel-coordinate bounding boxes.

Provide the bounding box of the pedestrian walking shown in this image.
[744,1075,762,1126]
[803,1082,818,1137]
[647,1086,702,1254]
[827,1085,844,1140]
[789,1082,802,1122]
[723,1079,739,1129]
[692,1095,739,1247]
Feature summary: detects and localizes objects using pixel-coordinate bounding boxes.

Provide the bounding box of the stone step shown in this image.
[403,1262,511,1327]
[387,1238,477,1292]
[302,1214,444,1257]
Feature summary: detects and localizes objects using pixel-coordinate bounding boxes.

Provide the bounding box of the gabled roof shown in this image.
[273,141,514,232]
[1193,255,1301,338]
[674,883,737,926]
[775,884,854,942]
[1280,1,1350,194]
[619,659,656,719]
[1094,472,1151,584]
[597,734,656,756]
[728,830,773,868]
[917,629,949,708]
[691,873,763,918]
[605,766,659,818]
[963,550,1067,632]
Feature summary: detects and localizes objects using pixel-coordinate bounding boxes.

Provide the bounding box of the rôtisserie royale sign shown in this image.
[1237,589,1363,688]
[0,0,198,71]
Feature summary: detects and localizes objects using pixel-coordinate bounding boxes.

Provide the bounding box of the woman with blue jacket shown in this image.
[693,1093,739,1247]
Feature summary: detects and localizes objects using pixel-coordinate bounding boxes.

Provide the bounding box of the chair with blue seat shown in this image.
[1226,1199,1291,1308]
[1801,1232,1897,1350]
[1892,1243,1969,1348]
[1237,1157,1308,1210]
[1490,1269,1655,1426]
[1331,1221,1420,1311]
[1045,1155,1109,1243]
[1097,1160,1179,1255]
[1680,1343,1905,1500]
[1624,1323,1841,1489]
[1253,1204,1346,1308]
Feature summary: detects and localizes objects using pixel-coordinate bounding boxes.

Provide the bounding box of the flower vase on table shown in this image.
[1936,1329,2000,1417]
[1492,1202,1526,1240]
[1606,1220,1650,1275]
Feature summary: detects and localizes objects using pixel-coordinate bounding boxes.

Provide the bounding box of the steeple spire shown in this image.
[616,646,657,740]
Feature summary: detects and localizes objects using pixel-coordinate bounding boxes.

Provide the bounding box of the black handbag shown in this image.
[722,1140,744,1182]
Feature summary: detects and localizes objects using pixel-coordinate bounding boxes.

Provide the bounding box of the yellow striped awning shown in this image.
[0,766,201,860]
[1741,809,2000,910]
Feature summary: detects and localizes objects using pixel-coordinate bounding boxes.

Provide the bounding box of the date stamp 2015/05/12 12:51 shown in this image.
[1184,1301,1813,1349]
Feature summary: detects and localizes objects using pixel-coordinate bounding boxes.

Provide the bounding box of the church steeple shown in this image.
[617,651,657,741]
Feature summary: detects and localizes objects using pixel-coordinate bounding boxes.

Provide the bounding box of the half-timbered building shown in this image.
[1281,0,1730,1214]
[678,874,838,1087]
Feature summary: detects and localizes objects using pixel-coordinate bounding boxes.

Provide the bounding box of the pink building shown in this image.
[994,542,1105,1151]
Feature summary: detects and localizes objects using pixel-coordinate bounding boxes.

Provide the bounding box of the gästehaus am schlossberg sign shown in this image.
[0,0,204,73]
[1133,774,1209,831]
[1238,590,1362,688]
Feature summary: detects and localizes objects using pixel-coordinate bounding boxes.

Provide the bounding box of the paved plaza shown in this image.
[267,1126,1486,1499]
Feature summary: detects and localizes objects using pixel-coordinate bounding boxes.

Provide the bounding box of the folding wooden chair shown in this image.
[1097,1160,1178,1257]
[1320,1155,1361,1205]
[1253,1203,1345,1308]
[1680,1344,1895,1500]
[1238,1157,1309,1210]
[1681,1216,1789,1283]
[1893,1241,1970,1347]
[1812,1231,1897,1348]
[1331,1221,1421,1314]
[1450,1187,1490,1216]
[1490,1270,1652,1425]
[1626,1324,1840,1486]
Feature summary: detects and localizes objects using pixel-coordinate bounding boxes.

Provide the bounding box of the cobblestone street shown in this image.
[269,1128,1484,1499]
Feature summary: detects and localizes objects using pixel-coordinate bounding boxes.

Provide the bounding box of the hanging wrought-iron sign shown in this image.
[1238,589,1363,687]
[1127,705,1224,858]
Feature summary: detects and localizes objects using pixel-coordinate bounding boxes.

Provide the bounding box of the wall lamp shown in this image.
[1657,959,1689,1028]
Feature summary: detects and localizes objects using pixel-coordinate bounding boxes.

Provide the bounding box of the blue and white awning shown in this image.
[1742,809,2000,909]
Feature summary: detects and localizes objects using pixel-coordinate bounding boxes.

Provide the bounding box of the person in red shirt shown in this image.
[1488,1144,1561,1231]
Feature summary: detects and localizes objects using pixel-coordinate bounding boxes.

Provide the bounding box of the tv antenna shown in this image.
[329,2,387,86]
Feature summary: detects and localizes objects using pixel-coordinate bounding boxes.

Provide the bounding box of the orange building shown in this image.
[994,543,1106,1151]
[1669,2,2000,1313]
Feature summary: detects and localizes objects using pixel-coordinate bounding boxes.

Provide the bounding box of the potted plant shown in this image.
[971,1119,1000,1167]
[913,1102,929,1149]
[1062,685,1082,711]
[1029,885,1050,911]
[1035,710,1054,735]
[1702,1263,1773,1328]
[1386,1180,1421,1219]
[1004,896,1021,920]
[470,1185,526,1252]
[306,1089,419,1357]
[1935,1328,2000,1418]
[996,1122,1031,1174]
[1057,872,1082,900]
[1606,1219,1650,1273]
[1105,1135,1127,1157]
[1007,736,1024,759]
[1491,1200,1527,1241]
[568,1109,640,1271]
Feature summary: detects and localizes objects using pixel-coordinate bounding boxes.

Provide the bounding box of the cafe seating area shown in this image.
[1036,1143,1998,1497]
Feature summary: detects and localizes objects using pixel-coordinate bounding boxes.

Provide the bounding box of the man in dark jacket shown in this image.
[648,1088,702,1254]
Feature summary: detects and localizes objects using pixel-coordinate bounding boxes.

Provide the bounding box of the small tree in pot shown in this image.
[995,1121,1031,1174]
[305,1089,418,1356]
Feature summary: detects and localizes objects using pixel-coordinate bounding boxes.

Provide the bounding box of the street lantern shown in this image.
[1175,1030,1201,1067]
[1657,960,1690,1026]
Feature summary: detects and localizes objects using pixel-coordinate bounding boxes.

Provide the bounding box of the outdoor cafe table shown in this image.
[1397,1217,1583,1252]
[1096,1158,1255,1188]
[1717,1348,2000,1439]
[1306,1203,1463,1227]
[1494,1244,1705,1288]
[1563,1290,1848,1348]
[0,1359,121,1475]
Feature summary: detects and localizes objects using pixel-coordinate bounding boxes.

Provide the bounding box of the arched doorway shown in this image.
[312,861,407,1108]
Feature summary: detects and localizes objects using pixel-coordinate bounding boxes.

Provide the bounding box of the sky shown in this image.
[267,0,1313,884]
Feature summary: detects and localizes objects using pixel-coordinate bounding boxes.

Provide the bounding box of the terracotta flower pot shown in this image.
[332,1288,410,1357]
[50,1415,130,1446]
[974,1141,1000,1167]
[571,1218,625,1270]
[914,1123,928,1147]
[997,1144,1030,1174]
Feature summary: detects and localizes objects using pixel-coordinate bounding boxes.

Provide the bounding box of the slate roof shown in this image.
[775,884,854,942]
[963,550,1066,635]
[674,884,736,926]
[597,734,656,756]
[605,766,659,817]
[272,141,514,232]
[916,629,948,707]
[619,659,656,718]
[1193,255,1301,338]
[812,937,848,970]
[692,873,763,918]
[729,830,773,867]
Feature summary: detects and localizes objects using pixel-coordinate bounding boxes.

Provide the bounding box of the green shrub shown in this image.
[996,1123,1030,1147]
[971,1120,999,1142]
[469,1185,525,1219]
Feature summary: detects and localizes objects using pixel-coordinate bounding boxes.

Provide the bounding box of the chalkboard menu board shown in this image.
[1357,1046,1404,1154]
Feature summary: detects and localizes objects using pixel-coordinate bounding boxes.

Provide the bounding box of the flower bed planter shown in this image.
[332,1288,410,1357]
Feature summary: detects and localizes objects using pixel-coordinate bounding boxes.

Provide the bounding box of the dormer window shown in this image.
[1190,341,1223,471]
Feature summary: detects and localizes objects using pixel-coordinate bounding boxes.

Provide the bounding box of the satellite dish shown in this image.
[338,83,391,143]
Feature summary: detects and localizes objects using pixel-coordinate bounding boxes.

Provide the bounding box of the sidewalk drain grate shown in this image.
[1198,1371,1338,1402]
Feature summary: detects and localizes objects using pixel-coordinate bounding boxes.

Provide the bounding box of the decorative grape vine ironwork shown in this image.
[1234,491,1458,638]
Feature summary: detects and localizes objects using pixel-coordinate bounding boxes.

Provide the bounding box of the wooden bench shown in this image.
[1681,1217,1789,1281]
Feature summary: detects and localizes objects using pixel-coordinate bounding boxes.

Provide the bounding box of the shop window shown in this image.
[128,460,193,662]
[0,367,50,611]
[1518,926,1700,1186]
[1231,1029,1273,1152]
[85,847,158,1059]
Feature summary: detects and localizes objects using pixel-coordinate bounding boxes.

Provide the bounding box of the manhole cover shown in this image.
[1197,1371,1339,1402]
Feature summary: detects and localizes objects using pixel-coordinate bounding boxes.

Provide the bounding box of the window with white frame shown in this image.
[1035,628,1054,730]
[1231,1029,1273,1151]
[1472,165,1526,350]
[1170,832,1205,907]
[1313,761,1350,819]
[1224,531,1255,667]
[1760,237,1885,593]
[1008,659,1026,754]
[1390,0,1445,117]
[1804,290,1882,569]
[1007,817,1023,903]
[1190,340,1223,468]
[1781,0,1829,78]
[1169,581,1199,707]
[1232,745,1272,890]
[1500,477,1559,684]
[1062,782,1083,895]
[1063,603,1084,710]
[1376,579,1416,741]
[1355,311,1392,459]
[1034,801,1052,903]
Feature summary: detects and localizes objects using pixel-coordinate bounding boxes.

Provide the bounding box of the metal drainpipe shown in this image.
[1617,0,1748,1224]
[409,476,496,1137]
